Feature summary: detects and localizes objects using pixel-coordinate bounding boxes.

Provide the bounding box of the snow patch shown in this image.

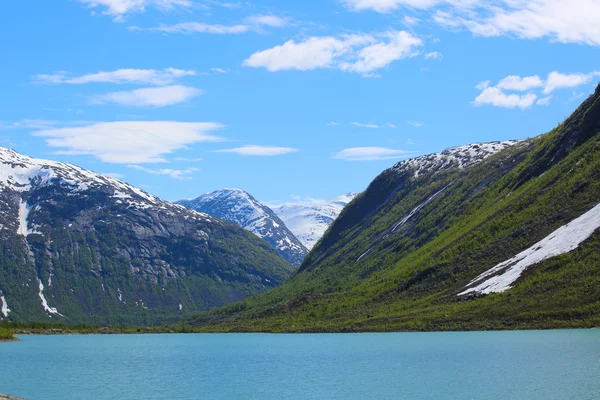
[0,293,10,318]
[38,278,64,316]
[17,199,30,237]
[460,202,600,295]
[393,141,523,179]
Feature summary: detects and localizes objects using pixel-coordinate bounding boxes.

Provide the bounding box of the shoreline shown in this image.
[7,326,598,338]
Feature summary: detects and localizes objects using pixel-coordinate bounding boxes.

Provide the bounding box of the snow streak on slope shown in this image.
[393,141,523,178]
[37,278,63,317]
[178,189,307,265]
[460,202,600,295]
[0,292,10,318]
[357,183,454,262]
[17,199,30,237]
[273,193,358,250]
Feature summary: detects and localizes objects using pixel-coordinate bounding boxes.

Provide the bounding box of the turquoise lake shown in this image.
[1,330,599,399]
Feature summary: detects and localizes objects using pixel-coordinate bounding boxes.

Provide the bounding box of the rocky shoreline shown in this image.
[0,394,25,400]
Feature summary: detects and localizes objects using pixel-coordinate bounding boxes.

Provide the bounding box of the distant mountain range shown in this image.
[271,193,358,250]
[177,190,358,264]
[177,189,308,265]
[0,148,292,325]
[190,86,600,332]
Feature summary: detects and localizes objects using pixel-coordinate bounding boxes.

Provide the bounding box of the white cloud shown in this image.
[473,70,599,109]
[128,165,199,180]
[387,123,397,128]
[214,145,299,156]
[473,87,537,109]
[497,75,544,91]
[407,138,416,145]
[149,22,250,34]
[424,51,443,59]
[77,0,192,20]
[146,13,287,34]
[343,0,600,47]
[244,14,287,28]
[536,96,553,106]
[407,120,424,127]
[352,122,381,128]
[174,157,203,162]
[91,85,202,107]
[342,0,441,13]
[243,30,422,76]
[35,68,195,86]
[103,172,125,179]
[432,0,600,46]
[211,68,228,73]
[475,80,490,90]
[33,121,224,164]
[403,15,421,25]
[339,31,423,74]
[543,71,600,93]
[1,119,95,130]
[327,121,340,126]
[333,147,413,161]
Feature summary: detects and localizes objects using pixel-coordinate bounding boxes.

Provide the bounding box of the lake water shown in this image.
[1,330,599,400]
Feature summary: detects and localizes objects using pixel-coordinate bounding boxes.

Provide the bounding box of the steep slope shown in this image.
[273,193,358,250]
[0,149,293,325]
[189,85,600,332]
[177,189,307,265]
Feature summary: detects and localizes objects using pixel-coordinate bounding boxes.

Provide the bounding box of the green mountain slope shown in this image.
[0,149,293,325]
[187,84,600,332]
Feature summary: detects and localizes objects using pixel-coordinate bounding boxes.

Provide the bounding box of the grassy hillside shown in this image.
[184,85,600,332]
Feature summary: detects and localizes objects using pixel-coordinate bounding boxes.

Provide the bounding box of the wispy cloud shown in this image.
[424,51,443,60]
[214,145,299,156]
[407,120,424,127]
[141,14,287,35]
[327,121,340,126]
[128,165,199,180]
[77,0,192,21]
[91,85,203,107]
[33,121,224,164]
[35,68,195,86]
[333,147,414,161]
[243,30,422,76]
[352,122,381,128]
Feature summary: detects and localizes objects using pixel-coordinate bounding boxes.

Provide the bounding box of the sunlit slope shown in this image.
[188,85,600,332]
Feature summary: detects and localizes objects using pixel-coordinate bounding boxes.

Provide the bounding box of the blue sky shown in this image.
[1,0,599,203]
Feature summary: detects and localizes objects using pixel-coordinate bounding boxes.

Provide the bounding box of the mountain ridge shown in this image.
[0,148,293,325]
[187,85,600,332]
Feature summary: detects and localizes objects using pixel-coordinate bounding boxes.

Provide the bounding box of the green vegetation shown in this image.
[0,326,16,341]
[184,85,600,332]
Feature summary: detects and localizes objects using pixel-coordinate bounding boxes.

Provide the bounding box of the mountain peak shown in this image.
[178,189,307,265]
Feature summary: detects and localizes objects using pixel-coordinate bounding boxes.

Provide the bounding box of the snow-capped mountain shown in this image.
[0,147,292,324]
[393,141,523,178]
[273,193,358,250]
[177,189,307,265]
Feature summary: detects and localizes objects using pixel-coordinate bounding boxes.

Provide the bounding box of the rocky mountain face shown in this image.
[177,189,307,266]
[272,193,358,250]
[0,149,293,325]
[190,85,600,332]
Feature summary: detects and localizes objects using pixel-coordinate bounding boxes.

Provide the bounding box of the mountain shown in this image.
[272,193,358,250]
[0,148,293,325]
[177,189,307,265]
[189,85,600,332]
